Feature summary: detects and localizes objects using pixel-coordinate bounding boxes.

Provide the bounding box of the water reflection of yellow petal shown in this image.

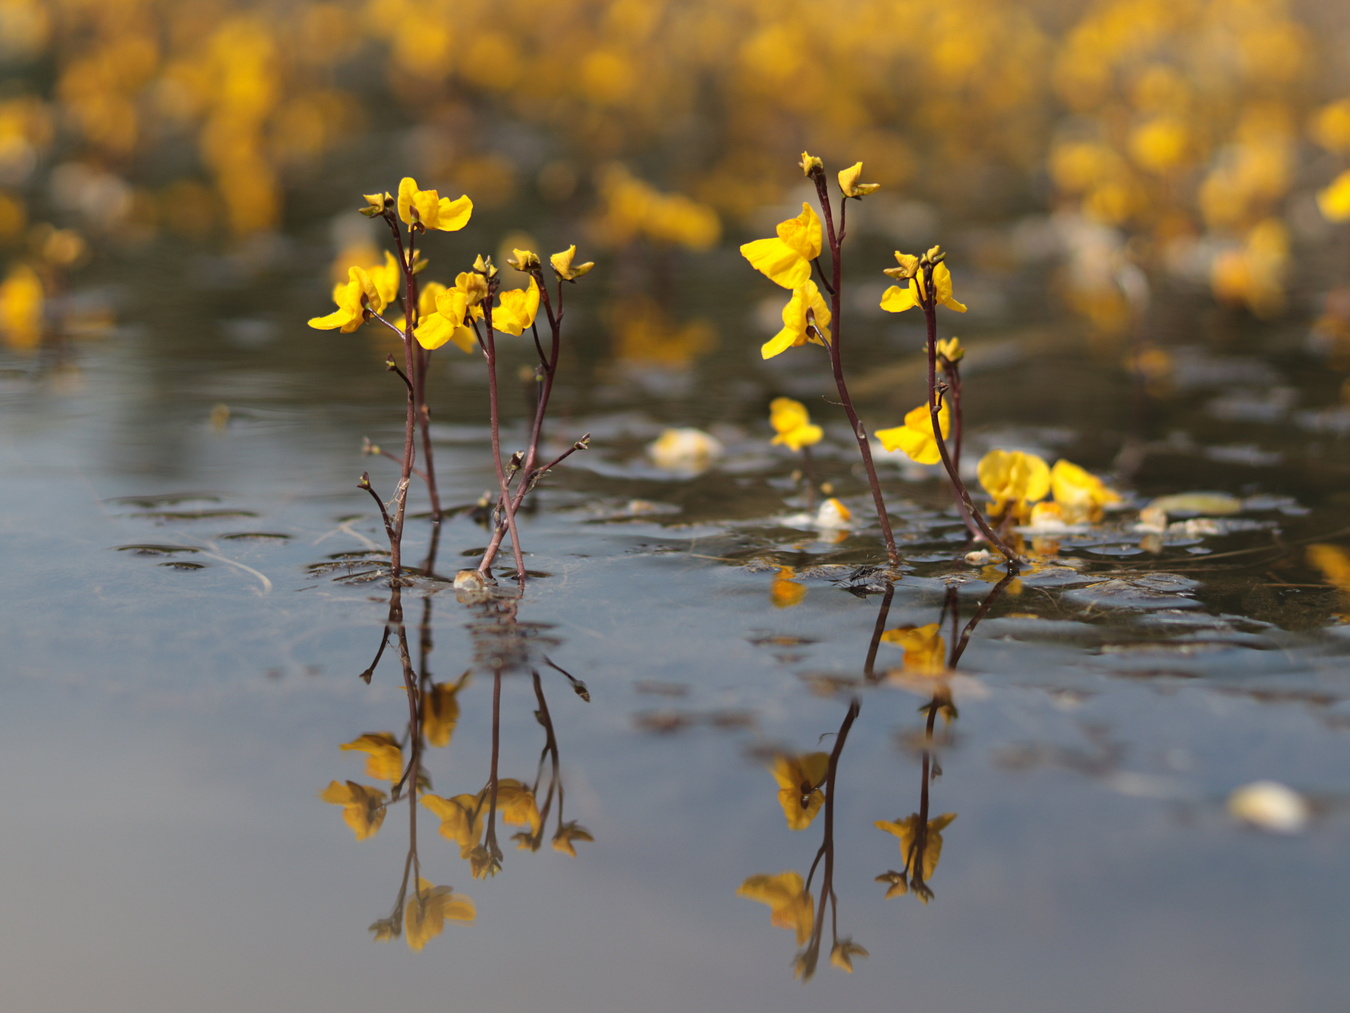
[404,878,475,952]
[737,871,814,946]
[769,752,829,830]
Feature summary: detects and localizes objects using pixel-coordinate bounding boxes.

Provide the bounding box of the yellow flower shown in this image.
[404,878,475,952]
[506,248,539,271]
[762,281,831,359]
[413,281,479,352]
[396,176,473,232]
[770,752,830,830]
[936,336,965,363]
[770,566,807,608]
[875,401,950,465]
[977,450,1050,519]
[422,792,484,858]
[737,871,814,945]
[339,732,403,781]
[360,191,392,217]
[883,252,920,280]
[1317,170,1350,223]
[308,266,384,333]
[838,162,880,198]
[0,263,44,351]
[740,203,822,289]
[880,623,947,675]
[1311,99,1350,154]
[366,250,402,308]
[490,277,540,335]
[1049,459,1120,523]
[550,245,594,281]
[768,397,822,451]
[880,258,967,314]
[800,152,823,176]
[551,821,595,856]
[318,780,387,841]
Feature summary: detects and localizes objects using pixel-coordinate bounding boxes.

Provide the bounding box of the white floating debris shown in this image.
[647,427,724,473]
[964,549,993,565]
[1228,780,1310,834]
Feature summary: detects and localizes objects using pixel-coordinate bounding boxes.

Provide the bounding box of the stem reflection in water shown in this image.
[743,571,1012,978]
[320,536,592,951]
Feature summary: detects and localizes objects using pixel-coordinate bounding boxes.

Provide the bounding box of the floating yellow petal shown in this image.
[1049,459,1120,523]
[977,450,1050,516]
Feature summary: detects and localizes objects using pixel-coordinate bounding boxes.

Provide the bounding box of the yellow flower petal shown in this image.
[876,402,950,464]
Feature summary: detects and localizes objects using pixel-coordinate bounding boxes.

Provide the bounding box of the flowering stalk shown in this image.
[380,213,444,526]
[470,261,529,583]
[794,158,899,567]
[475,249,592,582]
[916,255,1020,569]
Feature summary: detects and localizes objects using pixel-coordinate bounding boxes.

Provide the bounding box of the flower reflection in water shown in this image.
[742,570,1013,978]
[320,534,591,949]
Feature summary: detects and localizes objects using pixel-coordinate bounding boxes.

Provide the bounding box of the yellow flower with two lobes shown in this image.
[880,252,967,314]
[978,450,1050,518]
[838,162,879,198]
[413,273,486,352]
[397,177,473,232]
[768,397,822,452]
[491,278,541,336]
[308,266,385,333]
[762,281,831,359]
[741,203,822,289]
[876,401,950,465]
[550,245,594,281]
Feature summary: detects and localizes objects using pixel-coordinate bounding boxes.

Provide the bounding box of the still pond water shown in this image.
[3,234,1349,1013]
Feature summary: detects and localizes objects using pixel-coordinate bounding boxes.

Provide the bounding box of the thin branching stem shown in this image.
[810,170,900,567]
[920,264,1020,570]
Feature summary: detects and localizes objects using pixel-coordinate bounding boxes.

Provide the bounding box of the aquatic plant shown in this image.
[309,181,592,585]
